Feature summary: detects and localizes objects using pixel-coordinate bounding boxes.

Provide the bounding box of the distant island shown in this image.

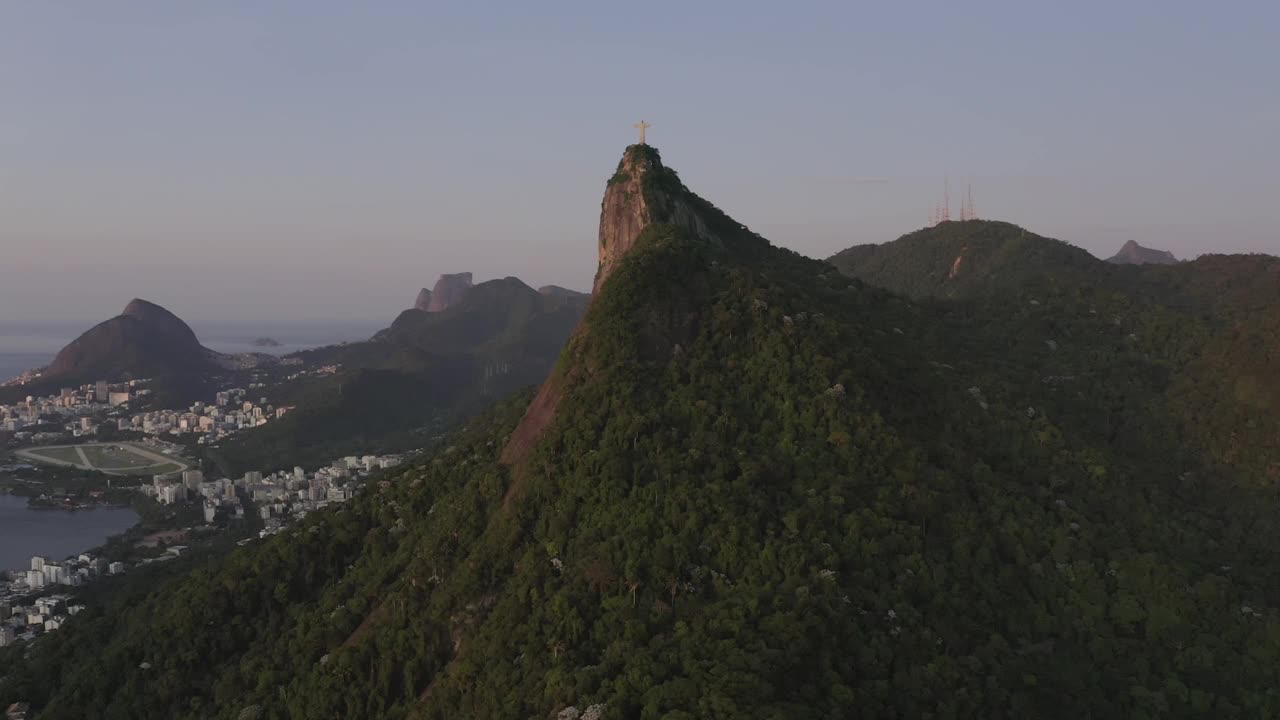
[251,337,282,348]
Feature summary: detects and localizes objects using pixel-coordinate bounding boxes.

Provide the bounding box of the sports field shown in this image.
[16,442,190,476]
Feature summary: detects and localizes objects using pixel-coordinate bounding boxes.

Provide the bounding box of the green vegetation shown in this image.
[79,445,151,470]
[211,278,587,475]
[17,443,188,476]
[20,446,83,465]
[3,155,1279,719]
[203,369,454,475]
[827,219,1280,484]
[0,463,145,508]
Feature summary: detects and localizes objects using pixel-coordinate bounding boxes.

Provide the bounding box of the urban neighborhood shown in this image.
[1,448,408,649]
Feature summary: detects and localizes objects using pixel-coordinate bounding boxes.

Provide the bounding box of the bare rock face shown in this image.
[505,144,729,475]
[1107,240,1179,265]
[426,273,474,312]
[594,145,720,293]
[413,288,433,312]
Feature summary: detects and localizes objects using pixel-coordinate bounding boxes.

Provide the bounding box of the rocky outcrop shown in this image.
[595,145,722,293]
[413,288,434,312]
[427,273,474,312]
[1107,240,1179,265]
[504,144,732,475]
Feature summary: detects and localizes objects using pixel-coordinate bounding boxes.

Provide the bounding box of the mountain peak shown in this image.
[595,144,735,292]
[413,287,433,312]
[119,298,200,340]
[427,272,474,312]
[44,298,212,382]
[122,298,170,317]
[1107,240,1179,265]
[827,220,1101,300]
[505,144,762,469]
[596,145,669,292]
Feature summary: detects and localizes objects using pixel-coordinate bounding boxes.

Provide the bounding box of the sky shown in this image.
[2,1,1277,325]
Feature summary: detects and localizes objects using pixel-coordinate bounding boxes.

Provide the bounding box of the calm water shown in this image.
[194,322,378,356]
[0,352,51,383]
[0,494,139,571]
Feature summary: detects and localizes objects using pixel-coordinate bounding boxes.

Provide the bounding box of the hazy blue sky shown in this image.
[2,1,1277,325]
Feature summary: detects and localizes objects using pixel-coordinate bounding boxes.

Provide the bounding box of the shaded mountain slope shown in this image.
[46,299,217,382]
[826,220,1101,301]
[209,278,587,474]
[6,148,1280,719]
[827,222,1280,484]
[0,299,237,406]
[426,272,474,312]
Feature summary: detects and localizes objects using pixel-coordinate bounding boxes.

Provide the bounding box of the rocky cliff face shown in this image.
[1107,240,1179,265]
[504,144,738,470]
[413,288,433,312]
[594,145,723,293]
[427,273,474,312]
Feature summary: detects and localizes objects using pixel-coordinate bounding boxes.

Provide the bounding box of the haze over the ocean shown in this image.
[2,1,1276,324]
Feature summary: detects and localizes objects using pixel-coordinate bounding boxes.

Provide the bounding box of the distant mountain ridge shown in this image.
[426,272,474,312]
[827,219,1280,482]
[211,274,588,473]
[827,220,1099,300]
[1107,239,1179,265]
[0,298,283,406]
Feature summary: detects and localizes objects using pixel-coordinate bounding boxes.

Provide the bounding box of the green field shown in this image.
[144,462,186,475]
[17,442,189,476]
[23,446,84,465]
[81,444,150,469]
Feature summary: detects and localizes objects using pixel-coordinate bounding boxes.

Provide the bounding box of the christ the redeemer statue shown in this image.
[634,120,652,145]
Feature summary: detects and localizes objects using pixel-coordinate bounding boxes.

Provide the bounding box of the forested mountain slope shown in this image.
[826,221,1100,300]
[209,277,587,474]
[827,220,1280,484]
[5,147,1280,719]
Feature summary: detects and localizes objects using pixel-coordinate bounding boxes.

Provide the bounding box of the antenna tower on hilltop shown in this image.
[931,176,980,225]
[943,175,951,223]
[960,182,978,221]
[928,176,952,227]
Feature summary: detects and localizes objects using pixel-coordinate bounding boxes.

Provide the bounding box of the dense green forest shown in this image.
[3,146,1279,719]
[828,220,1279,483]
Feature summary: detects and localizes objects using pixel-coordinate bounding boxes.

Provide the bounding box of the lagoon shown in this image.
[0,494,137,571]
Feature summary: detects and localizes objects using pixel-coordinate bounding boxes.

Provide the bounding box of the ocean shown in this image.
[0,320,381,383]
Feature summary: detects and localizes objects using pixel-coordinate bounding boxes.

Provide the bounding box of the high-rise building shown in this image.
[95,380,108,402]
